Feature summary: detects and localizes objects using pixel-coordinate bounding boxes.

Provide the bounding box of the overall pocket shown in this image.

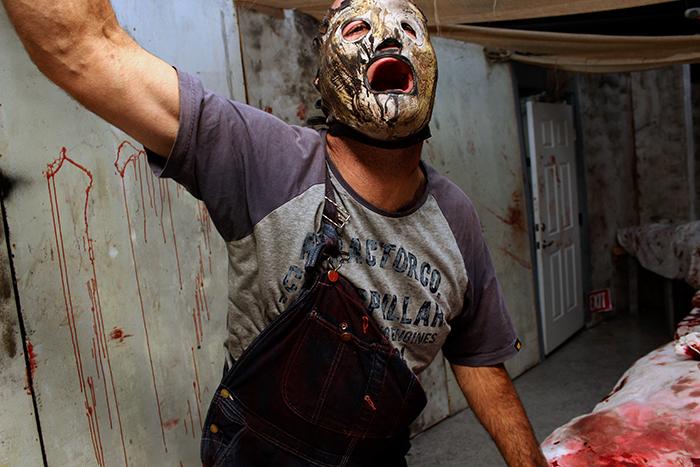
[282,310,385,437]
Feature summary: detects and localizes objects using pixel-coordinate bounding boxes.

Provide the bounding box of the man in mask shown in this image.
[4,0,546,464]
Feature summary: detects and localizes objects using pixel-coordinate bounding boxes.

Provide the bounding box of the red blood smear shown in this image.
[685,345,700,361]
[551,404,700,465]
[26,341,38,378]
[296,103,307,121]
[163,418,179,430]
[109,327,133,343]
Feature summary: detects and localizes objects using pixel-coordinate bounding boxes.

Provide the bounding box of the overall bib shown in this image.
[200,166,428,467]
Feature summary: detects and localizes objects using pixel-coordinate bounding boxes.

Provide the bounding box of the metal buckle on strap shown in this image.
[323,196,350,231]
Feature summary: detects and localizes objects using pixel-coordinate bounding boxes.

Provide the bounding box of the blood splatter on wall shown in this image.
[0,1,245,465]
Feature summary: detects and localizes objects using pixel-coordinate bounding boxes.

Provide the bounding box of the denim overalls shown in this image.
[200,167,427,466]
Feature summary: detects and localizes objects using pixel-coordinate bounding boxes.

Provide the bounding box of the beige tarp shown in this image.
[239,0,677,24]
[238,0,699,72]
[435,25,700,72]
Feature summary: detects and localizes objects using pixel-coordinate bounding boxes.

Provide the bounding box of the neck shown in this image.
[326,133,426,213]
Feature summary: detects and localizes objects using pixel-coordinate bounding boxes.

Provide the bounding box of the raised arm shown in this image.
[2,0,179,156]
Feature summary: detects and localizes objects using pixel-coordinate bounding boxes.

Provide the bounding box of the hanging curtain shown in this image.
[433,25,700,72]
[414,0,677,25]
[237,0,699,72]
[238,0,677,23]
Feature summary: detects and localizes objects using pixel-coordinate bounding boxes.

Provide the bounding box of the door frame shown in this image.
[511,66,592,360]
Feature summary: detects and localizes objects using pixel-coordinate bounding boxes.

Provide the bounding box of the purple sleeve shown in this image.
[443,229,520,367]
[429,168,520,367]
[147,71,325,242]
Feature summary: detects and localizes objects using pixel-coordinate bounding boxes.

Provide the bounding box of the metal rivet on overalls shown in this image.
[328,270,339,283]
[340,322,349,331]
[210,424,220,434]
[340,332,352,343]
[220,388,231,399]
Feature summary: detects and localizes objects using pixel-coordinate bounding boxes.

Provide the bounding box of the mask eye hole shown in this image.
[342,20,370,42]
[402,22,417,40]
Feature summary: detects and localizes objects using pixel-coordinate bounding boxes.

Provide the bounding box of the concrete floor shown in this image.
[407,314,670,466]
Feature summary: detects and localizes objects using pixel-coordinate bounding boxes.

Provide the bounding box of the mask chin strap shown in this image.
[328,122,431,149]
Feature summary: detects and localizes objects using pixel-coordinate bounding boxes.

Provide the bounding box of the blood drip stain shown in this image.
[26,340,38,378]
[115,141,170,451]
[45,147,128,466]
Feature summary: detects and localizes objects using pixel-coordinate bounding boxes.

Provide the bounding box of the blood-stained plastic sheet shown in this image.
[617,221,700,289]
[542,308,700,464]
[0,1,245,465]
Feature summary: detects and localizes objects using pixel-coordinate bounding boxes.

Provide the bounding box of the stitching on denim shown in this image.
[282,319,373,436]
[361,351,390,439]
[281,315,317,412]
[313,341,344,422]
[338,436,360,467]
[242,421,337,467]
[390,373,416,436]
[211,425,246,467]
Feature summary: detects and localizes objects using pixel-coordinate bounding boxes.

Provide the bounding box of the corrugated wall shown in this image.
[0,1,245,465]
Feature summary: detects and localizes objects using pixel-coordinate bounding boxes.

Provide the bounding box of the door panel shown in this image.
[527,102,584,355]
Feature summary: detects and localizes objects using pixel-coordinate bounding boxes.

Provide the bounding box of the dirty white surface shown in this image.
[576,73,638,310]
[428,38,540,379]
[0,1,245,465]
[632,67,691,225]
[617,221,700,288]
[577,68,696,313]
[237,7,321,125]
[0,205,43,466]
[542,309,700,465]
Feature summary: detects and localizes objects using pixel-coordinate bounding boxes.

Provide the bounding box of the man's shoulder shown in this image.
[424,163,478,223]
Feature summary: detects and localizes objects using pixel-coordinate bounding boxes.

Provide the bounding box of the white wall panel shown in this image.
[0,214,44,467]
[0,1,245,465]
[428,38,540,378]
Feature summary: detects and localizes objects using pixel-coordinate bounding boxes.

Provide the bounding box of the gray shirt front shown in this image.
[148,71,519,374]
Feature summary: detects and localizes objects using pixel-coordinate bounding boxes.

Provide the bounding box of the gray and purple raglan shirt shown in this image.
[149,72,519,375]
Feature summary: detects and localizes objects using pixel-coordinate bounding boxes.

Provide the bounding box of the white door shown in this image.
[526,101,584,355]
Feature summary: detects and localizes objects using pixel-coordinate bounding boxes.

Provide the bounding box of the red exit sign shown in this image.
[589,289,614,313]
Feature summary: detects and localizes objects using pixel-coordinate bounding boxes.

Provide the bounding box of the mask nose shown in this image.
[376,37,402,54]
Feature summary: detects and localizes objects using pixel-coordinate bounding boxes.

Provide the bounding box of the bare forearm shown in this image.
[452,363,546,467]
[2,0,179,156]
[2,0,129,76]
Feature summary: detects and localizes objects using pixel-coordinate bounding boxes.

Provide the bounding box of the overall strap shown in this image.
[304,162,349,272]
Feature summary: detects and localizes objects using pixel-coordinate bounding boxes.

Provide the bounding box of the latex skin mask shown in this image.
[316,0,438,143]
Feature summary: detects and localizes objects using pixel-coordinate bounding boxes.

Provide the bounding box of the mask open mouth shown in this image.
[366,56,416,94]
